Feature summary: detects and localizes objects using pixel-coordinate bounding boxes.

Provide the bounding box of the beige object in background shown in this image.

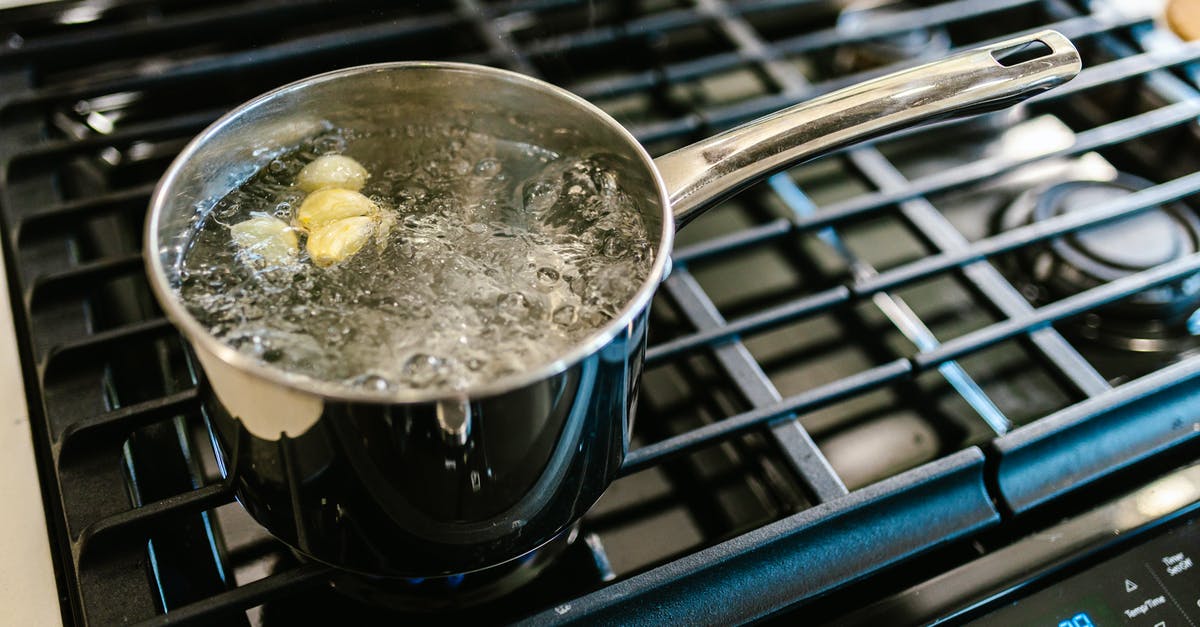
[1168,0,1200,40]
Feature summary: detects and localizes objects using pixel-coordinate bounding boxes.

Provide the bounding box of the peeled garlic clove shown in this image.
[296,188,377,232]
[296,154,369,192]
[307,216,376,266]
[230,215,298,266]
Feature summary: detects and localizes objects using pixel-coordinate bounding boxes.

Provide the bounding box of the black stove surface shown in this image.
[4,0,1200,624]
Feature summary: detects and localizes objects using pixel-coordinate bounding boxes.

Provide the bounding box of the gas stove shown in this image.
[4,0,1200,625]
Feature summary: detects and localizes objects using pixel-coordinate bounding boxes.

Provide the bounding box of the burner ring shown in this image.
[317,523,580,611]
[834,0,952,74]
[999,173,1200,354]
[1039,176,1200,284]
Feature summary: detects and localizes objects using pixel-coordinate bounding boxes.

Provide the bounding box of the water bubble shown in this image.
[497,291,530,313]
[522,179,560,216]
[536,267,560,284]
[314,135,345,154]
[474,158,502,177]
[602,236,624,258]
[401,185,427,201]
[351,373,390,391]
[214,200,241,220]
[552,305,577,327]
[403,353,446,388]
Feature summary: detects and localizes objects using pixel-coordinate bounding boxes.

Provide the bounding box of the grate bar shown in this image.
[498,0,587,12]
[651,154,1200,369]
[457,0,537,75]
[672,219,792,265]
[622,251,1200,488]
[856,170,1200,296]
[822,99,1200,231]
[27,251,144,300]
[131,563,333,627]
[915,253,1200,371]
[574,9,1143,105]
[681,98,1200,263]
[3,12,463,109]
[7,107,224,164]
[42,316,172,366]
[995,354,1200,514]
[0,0,348,62]
[798,11,1148,97]
[645,285,849,366]
[57,388,199,454]
[846,147,1112,397]
[73,482,234,559]
[540,449,997,625]
[768,0,1040,60]
[621,356,911,477]
[625,12,1150,140]
[644,0,853,502]
[770,174,1011,434]
[655,270,850,500]
[1027,39,1200,104]
[13,182,155,232]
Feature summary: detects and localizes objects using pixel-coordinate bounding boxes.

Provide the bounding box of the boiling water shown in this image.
[179,126,656,393]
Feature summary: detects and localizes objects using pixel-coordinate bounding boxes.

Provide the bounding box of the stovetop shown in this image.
[4,0,1200,625]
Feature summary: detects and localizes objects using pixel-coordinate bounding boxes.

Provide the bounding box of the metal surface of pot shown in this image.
[146,31,1080,578]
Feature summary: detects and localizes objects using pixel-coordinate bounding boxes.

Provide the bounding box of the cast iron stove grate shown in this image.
[3,0,1200,624]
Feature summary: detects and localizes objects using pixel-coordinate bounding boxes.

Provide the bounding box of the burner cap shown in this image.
[1038,181,1195,279]
[999,173,1200,354]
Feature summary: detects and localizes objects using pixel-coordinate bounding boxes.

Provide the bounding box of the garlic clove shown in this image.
[296,154,369,192]
[296,188,378,232]
[307,216,377,266]
[230,215,299,266]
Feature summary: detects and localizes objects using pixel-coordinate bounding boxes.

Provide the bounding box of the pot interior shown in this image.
[147,63,668,400]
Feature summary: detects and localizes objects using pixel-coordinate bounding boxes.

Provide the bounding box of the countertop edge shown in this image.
[0,235,64,627]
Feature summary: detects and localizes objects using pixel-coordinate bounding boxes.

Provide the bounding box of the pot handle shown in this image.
[656,30,1081,228]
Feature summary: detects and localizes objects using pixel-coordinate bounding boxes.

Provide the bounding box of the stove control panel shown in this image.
[969,516,1200,626]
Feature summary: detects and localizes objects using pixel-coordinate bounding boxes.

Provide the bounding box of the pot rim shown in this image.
[144,61,674,404]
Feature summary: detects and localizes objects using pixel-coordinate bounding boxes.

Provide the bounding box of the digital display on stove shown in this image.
[1056,612,1094,627]
[968,517,1200,625]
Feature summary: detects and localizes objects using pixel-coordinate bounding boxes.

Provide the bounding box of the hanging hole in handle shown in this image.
[991,39,1054,67]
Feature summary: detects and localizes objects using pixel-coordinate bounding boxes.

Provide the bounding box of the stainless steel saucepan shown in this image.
[145,31,1080,582]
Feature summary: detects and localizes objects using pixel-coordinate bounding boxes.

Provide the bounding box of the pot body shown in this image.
[147,63,670,577]
[198,309,645,577]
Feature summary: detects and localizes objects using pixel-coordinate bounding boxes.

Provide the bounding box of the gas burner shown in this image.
[833,0,953,75]
[254,525,610,622]
[999,173,1200,354]
[312,525,583,612]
